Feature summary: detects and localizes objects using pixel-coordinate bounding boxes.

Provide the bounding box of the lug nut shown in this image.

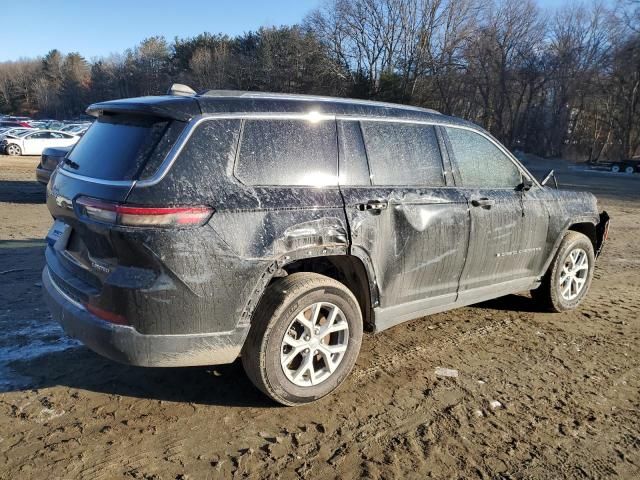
[304,335,310,341]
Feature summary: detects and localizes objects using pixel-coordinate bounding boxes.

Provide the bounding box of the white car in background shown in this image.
[2,130,79,156]
[0,127,33,141]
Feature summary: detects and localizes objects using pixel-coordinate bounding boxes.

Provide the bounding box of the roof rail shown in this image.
[198,90,440,114]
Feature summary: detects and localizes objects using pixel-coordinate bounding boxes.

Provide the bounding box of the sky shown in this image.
[0,0,321,62]
[0,0,578,62]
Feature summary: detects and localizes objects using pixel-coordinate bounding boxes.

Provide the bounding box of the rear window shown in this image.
[63,114,174,181]
[235,119,338,186]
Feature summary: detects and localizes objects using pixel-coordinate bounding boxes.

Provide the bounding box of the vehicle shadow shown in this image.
[8,349,276,408]
[0,179,46,204]
[2,240,546,408]
[0,240,276,408]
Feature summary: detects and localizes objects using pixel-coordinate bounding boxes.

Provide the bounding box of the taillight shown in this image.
[75,196,213,228]
[85,304,128,325]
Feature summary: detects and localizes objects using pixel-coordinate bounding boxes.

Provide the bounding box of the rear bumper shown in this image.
[42,266,247,367]
[36,167,51,185]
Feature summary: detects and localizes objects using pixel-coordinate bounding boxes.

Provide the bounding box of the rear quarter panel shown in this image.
[124,119,350,335]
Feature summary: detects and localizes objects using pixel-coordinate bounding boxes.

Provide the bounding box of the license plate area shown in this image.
[46,220,70,248]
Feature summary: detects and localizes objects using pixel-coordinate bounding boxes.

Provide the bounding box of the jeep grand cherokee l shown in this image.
[43,87,609,405]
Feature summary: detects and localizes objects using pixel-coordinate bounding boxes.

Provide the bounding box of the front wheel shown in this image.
[5,144,21,156]
[242,272,363,406]
[531,231,595,312]
[624,165,635,174]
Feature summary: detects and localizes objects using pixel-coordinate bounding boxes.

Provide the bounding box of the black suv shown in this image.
[43,88,609,405]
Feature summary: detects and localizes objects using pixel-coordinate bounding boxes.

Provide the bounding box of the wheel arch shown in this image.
[279,254,376,331]
[538,216,599,277]
[567,221,597,251]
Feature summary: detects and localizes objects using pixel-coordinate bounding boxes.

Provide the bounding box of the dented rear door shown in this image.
[338,119,470,309]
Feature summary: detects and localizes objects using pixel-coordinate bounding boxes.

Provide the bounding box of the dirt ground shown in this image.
[0,155,638,479]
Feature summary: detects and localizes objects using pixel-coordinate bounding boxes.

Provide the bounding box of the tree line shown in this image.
[0,0,638,162]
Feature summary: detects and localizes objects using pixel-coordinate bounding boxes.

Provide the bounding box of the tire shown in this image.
[610,164,620,172]
[624,165,635,174]
[242,272,363,406]
[531,231,595,312]
[5,144,21,156]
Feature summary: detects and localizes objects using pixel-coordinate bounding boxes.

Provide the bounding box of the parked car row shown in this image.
[0,115,91,147]
[1,129,79,156]
[0,114,92,156]
[1,114,93,131]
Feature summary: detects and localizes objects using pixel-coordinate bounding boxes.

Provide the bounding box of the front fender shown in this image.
[539,212,607,277]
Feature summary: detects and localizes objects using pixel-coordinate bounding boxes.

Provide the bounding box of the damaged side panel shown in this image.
[121,119,350,336]
[341,187,470,310]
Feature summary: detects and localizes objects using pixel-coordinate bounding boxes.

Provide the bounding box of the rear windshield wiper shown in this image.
[63,158,79,169]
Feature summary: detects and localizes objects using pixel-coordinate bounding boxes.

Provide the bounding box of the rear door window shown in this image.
[235,119,338,186]
[63,113,175,181]
[360,121,445,186]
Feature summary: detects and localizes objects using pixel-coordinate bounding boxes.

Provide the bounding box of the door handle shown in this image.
[357,200,388,211]
[471,198,494,209]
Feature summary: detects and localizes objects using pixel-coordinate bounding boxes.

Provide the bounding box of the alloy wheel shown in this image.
[6,144,20,155]
[280,302,349,387]
[559,248,589,301]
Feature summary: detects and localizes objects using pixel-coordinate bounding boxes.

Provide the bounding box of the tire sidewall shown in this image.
[261,284,363,405]
[550,233,595,311]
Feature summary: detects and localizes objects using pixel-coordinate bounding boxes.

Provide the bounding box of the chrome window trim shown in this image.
[57,168,135,187]
[55,111,539,189]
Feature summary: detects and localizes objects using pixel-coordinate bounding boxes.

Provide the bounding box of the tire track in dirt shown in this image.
[202,315,526,478]
[352,316,522,383]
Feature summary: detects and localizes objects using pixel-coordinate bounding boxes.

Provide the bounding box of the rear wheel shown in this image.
[242,272,363,406]
[531,231,595,312]
[5,144,21,156]
[610,164,620,172]
[624,165,635,174]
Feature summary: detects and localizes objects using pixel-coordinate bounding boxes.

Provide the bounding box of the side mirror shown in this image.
[540,169,558,189]
[518,178,534,192]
